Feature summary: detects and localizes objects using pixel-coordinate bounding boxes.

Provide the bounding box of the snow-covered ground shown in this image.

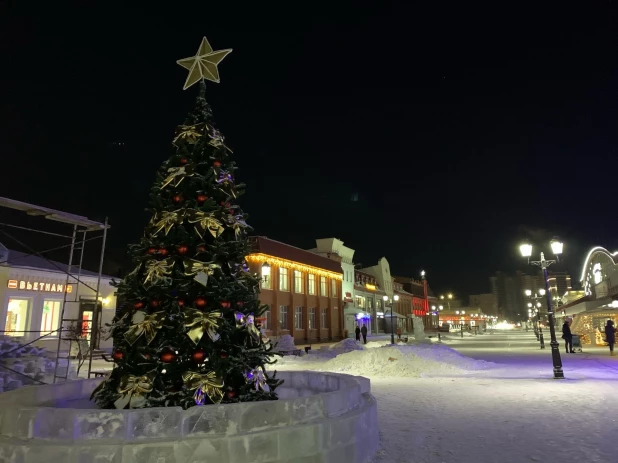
[270,330,618,463]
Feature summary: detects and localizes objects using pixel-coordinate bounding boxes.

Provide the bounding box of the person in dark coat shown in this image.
[355,326,361,342]
[562,320,574,353]
[605,320,616,356]
[360,325,368,344]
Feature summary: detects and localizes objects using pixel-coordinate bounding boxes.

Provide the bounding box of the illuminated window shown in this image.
[308,274,316,295]
[261,263,271,289]
[41,300,62,336]
[279,306,288,330]
[5,298,29,337]
[279,268,289,291]
[593,263,602,284]
[321,308,328,328]
[309,307,316,329]
[320,276,327,296]
[331,279,337,297]
[294,270,303,293]
[355,295,366,308]
[295,306,303,329]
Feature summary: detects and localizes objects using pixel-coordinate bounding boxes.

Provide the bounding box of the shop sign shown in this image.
[344,292,353,302]
[7,280,73,293]
[365,284,376,291]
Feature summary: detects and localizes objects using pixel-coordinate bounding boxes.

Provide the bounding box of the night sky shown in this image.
[1,2,616,298]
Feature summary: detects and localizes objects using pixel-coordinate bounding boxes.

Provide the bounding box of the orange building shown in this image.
[246,237,344,343]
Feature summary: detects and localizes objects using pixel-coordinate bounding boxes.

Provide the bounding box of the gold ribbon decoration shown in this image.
[182,370,224,405]
[183,258,220,278]
[187,209,224,239]
[150,210,185,236]
[173,123,205,146]
[160,165,195,189]
[245,367,270,392]
[114,373,156,409]
[184,308,222,344]
[143,258,175,285]
[234,312,261,342]
[124,311,166,345]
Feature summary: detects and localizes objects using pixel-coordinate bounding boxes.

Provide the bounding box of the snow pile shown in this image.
[273,335,297,352]
[273,342,494,378]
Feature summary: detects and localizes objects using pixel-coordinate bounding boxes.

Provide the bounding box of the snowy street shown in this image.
[273,330,618,463]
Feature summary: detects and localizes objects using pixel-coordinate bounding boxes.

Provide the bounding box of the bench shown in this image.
[90,370,111,378]
[278,349,302,356]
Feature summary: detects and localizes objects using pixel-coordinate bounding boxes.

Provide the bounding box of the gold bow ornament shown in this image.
[161,165,195,189]
[183,258,220,278]
[187,209,224,239]
[143,258,175,285]
[124,311,166,345]
[150,210,185,236]
[114,373,156,409]
[245,367,270,392]
[235,312,261,342]
[182,370,224,405]
[184,309,222,344]
[173,123,206,146]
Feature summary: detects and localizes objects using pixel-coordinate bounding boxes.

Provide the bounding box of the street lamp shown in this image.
[525,290,546,348]
[383,294,399,344]
[519,238,565,379]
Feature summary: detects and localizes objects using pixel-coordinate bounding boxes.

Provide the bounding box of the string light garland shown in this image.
[246,254,343,280]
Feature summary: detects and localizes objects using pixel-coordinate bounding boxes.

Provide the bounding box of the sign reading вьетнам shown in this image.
[7,280,73,293]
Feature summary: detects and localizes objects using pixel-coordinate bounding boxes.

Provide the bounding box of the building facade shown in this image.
[247,237,343,343]
[468,293,498,315]
[0,246,117,351]
[353,270,385,335]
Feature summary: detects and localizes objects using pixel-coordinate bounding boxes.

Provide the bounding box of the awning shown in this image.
[381,310,406,319]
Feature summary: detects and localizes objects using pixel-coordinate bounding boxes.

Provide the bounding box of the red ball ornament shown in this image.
[220,301,231,309]
[176,244,189,255]
[150,299,160,308]
[112,350,124,361]
[196,193,209,204]
[213,160,222,167]
[177,298,186,307]
[237,302,244,308]
[133,301,144,310]
[172,194,183,204]
[160,351,177,363]
[146,247,157,255]
[195,297,207,308]
[191,349,207,363]
[196,245,207,254]
[227,390,237,399]
[158,248,169,257]
[220,351,229,359]
[179,158,188,165]
[228,209,235,215]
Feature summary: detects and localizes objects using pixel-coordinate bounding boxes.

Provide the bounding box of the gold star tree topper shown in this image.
[177,37,232,90]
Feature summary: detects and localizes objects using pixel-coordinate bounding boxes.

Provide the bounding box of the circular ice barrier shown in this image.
[0,371,378,463]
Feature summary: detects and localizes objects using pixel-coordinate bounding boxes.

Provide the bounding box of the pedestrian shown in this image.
[396,326,402,341]
[604,320,616,356]
[360,325,368,344]
[355,325,361,342]
[561,320,574,353]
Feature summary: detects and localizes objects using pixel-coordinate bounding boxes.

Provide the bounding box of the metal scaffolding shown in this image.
[0,197,110,382]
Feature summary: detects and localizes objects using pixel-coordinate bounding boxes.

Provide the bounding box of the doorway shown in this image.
[79,299,102,349]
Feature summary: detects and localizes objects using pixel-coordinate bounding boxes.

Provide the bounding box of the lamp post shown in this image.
[519,239,565,379]
[525,289,546,348]
[383,294,400,344]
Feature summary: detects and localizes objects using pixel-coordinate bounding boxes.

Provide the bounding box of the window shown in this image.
[331,279,337,297]
[308,274,316,295]
[260,305,270,330]
[279,268,289,291]
[320,276,327,296]
[5,298,29,337]
[309,307,316,330]
[321,308,328,328]
[294,270,303,293]
[355,295,365,308]
[279,306,288,330]
[295,306,303,329]
[41,300,62,336]
[261,263,271,289]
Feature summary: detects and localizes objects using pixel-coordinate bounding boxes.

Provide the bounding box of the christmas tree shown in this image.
[92,37,282,409]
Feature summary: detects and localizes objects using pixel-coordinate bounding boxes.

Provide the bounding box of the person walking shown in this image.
[562,320,574,353]
[355,325,361,342]
[604,320,616,356]
[360,325,368,344]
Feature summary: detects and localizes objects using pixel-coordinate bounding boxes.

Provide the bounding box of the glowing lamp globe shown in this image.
[539,289,546,296]
[394,295,399,302]
[525,289,532,296]
[551,239,563,255]
[520,243,533,258]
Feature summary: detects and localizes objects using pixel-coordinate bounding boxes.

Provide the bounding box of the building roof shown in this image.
[1,249,108,278]
[250,237,342,274]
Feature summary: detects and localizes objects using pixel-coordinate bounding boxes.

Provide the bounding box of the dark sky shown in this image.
[0,1,616,297]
